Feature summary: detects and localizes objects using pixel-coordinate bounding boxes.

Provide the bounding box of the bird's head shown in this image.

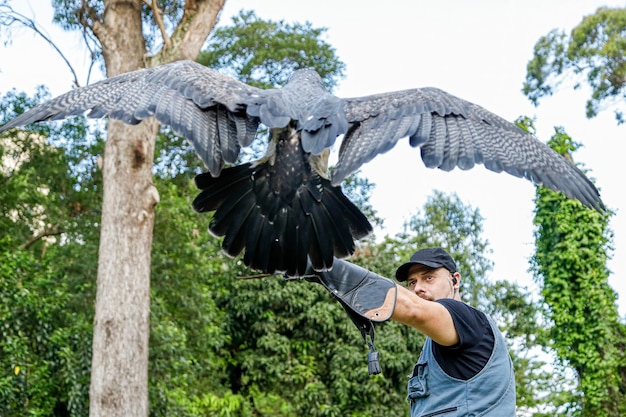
[287,68,325,88]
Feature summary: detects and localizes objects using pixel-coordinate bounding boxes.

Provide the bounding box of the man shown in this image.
[300,247,516,416]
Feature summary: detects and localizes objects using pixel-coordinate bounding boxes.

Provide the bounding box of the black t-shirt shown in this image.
[431,299,495,380]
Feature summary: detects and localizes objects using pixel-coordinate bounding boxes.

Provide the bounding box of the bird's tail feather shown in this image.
[193,163,253,212]
[192,163,372,275]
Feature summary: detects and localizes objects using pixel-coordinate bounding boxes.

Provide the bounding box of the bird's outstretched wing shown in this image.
[1,64,606,275]
[337,87,604,211]
[0,60,266,176]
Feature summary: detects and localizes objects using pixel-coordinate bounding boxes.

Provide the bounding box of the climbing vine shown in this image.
[530,126,625,416]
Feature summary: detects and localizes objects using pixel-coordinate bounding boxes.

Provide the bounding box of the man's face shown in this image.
[406,264,455,301]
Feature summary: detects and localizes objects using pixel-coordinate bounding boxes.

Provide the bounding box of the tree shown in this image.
[198,10,345,90]
[530,126,626,416]
[523,7,626,123]
[48,2,223,415]
[1,1,345,415]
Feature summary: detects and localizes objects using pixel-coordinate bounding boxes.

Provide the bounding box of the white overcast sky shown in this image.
[1,0,625,315]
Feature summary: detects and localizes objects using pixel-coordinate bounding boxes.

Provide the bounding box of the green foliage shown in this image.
[50,0,103,31]
[523,30,569,106]
[530,127,626,416]
[198,10,345,90]
[341,171,384,232]
[375,191,493,306]
[148,181,224,415]
[0,88,99,416]
[523,7,626,123]
[0,240,61,416]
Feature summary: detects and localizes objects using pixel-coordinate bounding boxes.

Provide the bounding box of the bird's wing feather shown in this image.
[299,94,349,155]
[0,60,266,176]
[337,87,604,211]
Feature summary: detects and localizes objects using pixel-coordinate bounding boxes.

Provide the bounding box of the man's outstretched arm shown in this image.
[298,258,458,345]
[392,286,458,346]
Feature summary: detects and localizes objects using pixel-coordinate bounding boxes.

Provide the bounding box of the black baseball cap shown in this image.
[395,247,458,281]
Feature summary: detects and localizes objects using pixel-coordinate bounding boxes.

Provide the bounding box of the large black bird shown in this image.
[0,60,604,275]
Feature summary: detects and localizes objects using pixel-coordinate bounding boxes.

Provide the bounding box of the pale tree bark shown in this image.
[90,120,159,417]
[83,0,225,416]
[89,3,155,415]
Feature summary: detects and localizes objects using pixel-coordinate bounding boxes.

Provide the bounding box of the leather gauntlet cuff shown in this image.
[308,259,398,322]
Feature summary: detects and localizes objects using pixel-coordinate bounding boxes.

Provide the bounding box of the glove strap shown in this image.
[337,299,382,375]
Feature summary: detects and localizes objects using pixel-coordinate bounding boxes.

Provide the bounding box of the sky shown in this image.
[1,0,625,314]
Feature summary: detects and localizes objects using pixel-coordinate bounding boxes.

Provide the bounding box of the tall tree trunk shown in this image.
[83,1,224,415]
[90,120,159,417]
[89,1,156,416]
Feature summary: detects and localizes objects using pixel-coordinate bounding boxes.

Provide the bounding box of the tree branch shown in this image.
[0,5,81,87]
[237,273,275,280]
[77,0,104,36]
[78,1,108,52]
[76,0,105,85]
[21,226,63,249]
[147,0,225,66]
[142,0,171,50]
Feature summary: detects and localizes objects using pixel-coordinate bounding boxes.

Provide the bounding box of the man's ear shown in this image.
[451,272,460,287]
